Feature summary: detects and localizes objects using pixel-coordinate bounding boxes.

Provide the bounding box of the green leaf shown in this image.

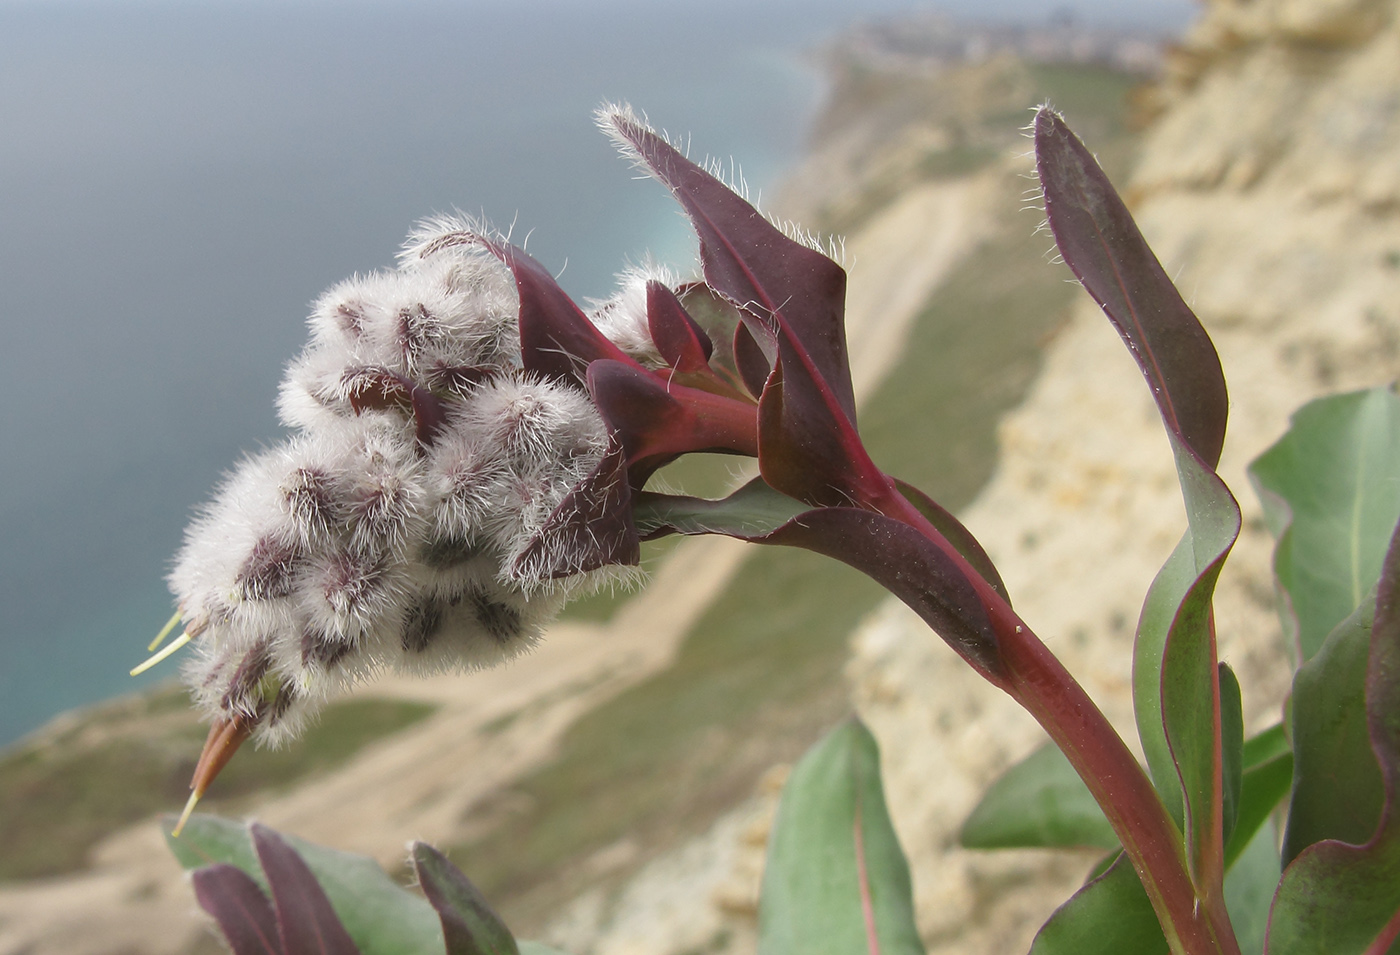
[1029,853,1168,955]
[412,843,518,955]
[1138,433,1240,896]
[164,815,444,955]
[1283,599,1384,863]
[758,718,924,955]
[633,478,807,541]
[1249,387,1400,662]
[1221,664,1245,850]
[1224,820,1282,955]
[1135,538,1195,828]
[959,742,1118,851]
[1224,725,1293,871]
[1267,518,1400,954]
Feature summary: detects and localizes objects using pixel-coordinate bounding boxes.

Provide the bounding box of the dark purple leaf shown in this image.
[345,367,448,448]
[511,435,639,580]
[893,478,1010,604]
[646,281,712,372]
[757,332,887,510]
[675,283,747,387]
[411,842,519,955]
[423,364,495,397]
[733,322,772,399]
[193,863,284,955]
[1267,519,1400,953]
[408,383,450,447]
[586,360,687,462]
[249,823,361,955]
[468,232,637,385]
[632,480,1003,678]
[605,109,856,422]
[768,506,1002,677]
[1035,107,1227,469]
[586,359,759,466]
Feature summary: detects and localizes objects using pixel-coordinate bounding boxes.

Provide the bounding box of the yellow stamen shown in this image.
[130,631,192,676]
[171,790,201,838]
[148,610,183,652]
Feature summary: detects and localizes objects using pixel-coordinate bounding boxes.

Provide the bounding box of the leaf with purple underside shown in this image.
[893,478,1009,604]
[346,367,449,447]
[512,435,639,580]
[733,322,772,399]
[604,109,856,423]
[632,480,1002,677]
[1037,106,1238,907]
[756,328,889,510]
[250,823,362,955]
[675,283,748,387]
[646,281,712,372]
[468,232,637,385]
[166,815,441,955]
[193,863,284,955]
[585,359,757,466]
[411,842,519,955]
[1034,106,1227,469]
[1267,518,1400,954]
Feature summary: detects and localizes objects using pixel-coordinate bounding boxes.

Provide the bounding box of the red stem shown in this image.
[867,478,1240,955]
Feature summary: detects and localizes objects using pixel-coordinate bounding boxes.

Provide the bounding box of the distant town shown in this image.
[832,11,1169,74]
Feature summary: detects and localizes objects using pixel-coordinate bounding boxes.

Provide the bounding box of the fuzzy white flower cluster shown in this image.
[168,215,657,746]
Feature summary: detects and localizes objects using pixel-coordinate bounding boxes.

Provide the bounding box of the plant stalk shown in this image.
[870,479,1241,955]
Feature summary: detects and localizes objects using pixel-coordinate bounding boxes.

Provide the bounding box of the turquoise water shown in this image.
[0,0,1190,746]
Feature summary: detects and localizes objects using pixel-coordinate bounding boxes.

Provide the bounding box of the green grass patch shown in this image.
[0,692,436,882]
[821,59,1144,235]
[449,545,885,927]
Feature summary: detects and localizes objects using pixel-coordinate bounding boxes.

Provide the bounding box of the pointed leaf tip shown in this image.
[602,108,856,424]
[250,823,362,955]
[1035,107,1227,470]
[412,842,520,955]
[192,864,284,955]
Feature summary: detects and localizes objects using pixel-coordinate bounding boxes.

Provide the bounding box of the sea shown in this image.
[0,0,1192,748]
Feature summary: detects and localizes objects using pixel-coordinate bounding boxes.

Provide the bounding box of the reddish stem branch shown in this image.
[867,478,1241,955]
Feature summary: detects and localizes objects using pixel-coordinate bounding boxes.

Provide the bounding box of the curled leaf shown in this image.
[602,106,855,422]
